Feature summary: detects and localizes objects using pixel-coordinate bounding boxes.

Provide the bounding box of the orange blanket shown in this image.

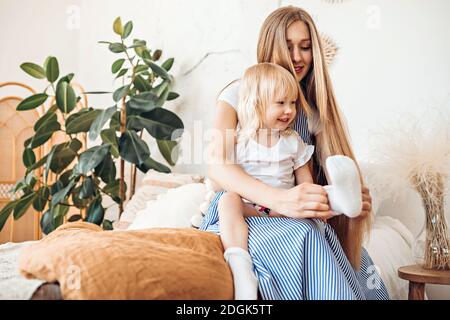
[19,222,233,300]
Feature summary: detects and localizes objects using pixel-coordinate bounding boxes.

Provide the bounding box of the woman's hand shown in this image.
[358,186,372,219]
[273,183,334,220]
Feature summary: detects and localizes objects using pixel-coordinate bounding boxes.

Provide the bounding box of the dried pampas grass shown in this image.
[366,104,450,269]
[320,34,339,66]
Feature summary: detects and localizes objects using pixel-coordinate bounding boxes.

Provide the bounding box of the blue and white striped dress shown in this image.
[201,82,390,300]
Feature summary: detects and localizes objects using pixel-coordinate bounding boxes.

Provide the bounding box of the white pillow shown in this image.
[127,183,207,230]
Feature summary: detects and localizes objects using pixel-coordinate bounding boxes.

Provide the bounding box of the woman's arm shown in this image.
[294,163,314,185]
[208,101,332,219]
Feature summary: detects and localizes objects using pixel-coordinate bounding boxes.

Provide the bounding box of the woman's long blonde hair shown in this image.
[236,63,308,144]
[257,6,370,269]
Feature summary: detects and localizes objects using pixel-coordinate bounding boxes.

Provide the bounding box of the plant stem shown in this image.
[119,95,126,216]
[129,130,143,198]
[118,39,138,217]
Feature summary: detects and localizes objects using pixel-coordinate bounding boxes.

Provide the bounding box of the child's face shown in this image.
[263,94,297,131]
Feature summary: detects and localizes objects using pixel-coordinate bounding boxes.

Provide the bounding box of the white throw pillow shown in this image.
[127,183,207,230]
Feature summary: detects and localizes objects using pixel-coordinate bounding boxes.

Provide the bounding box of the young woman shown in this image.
[202,6,389,300]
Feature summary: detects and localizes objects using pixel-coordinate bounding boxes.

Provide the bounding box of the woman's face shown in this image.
[286,20,313,82]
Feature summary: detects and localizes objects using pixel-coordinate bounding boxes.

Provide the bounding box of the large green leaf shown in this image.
[34,104,58,131]
[26,153,48,173]
[20,62,46,79]
[66,109,102,134]
[151,80,169,97]
[56,81,77,114]
[113,85,130,102]
[57,73,75,86]
[127,92,159,112]
[142,50,152,60]
[161,58,174,71]
[111,59,125,74]
[24,171,37,190]
[31,120,60,149]
[144,59,169,80]
[0,201,18,231]
[88,106,117,141]
[100,129,119,158]
[46,57,59,83]
[128,39,146,49]
[51,180,75,207]
[24,137,32,149]
[122,21,133,39]
[134,45,148,58]
[43,145,57,183]
[71,185,88,209]
[115,68,128,79]
[102,219,114,231]
[50,180,64,197]
[133,65,148,75]
[109,43,127,53]
[133,75,151,92]
[109,111,121,131]
[40,209,64,235]
[94,153,116,185]
[75,144,111,175]
[49,139,82,174]
[103,179,126,199]
[79,177,95,199]
[13,192,36,220]
[137,156,171,174]
[16,93,48,111]
[85,198,104,226]
[11,179,26,195]
[22,148,36,168]
[52,204,70,219]
[113,17,123,36]
[156,86,170,107]
[157,139,178,166]
[119,130,150,165]
[128,109,184,140]
[167,92,180,101]
[60,170,75,186]
[32,187,50,211]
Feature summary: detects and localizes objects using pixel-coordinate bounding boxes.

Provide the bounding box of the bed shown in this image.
[0,171,416,300]
[0,82,418,299]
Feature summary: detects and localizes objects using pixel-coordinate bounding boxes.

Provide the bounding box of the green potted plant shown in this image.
[0,17,183,234]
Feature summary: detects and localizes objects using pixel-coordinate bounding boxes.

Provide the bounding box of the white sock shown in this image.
[323,155,362,218]
[223,247,259,300]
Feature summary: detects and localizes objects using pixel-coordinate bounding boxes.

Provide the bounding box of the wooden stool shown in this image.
[398,264,450,300]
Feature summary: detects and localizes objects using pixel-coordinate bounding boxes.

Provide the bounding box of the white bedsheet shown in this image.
[0,241,44,300]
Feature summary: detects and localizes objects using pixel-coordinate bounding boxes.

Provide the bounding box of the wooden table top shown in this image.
[398,264,450,285]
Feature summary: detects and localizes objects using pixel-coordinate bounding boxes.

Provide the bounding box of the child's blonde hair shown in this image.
[237,62,310,144]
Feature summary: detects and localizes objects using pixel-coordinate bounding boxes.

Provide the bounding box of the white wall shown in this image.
[1,0,450,299]
[2,0,449,172]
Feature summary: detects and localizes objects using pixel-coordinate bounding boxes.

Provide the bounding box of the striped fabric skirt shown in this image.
[200,191,390,300]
